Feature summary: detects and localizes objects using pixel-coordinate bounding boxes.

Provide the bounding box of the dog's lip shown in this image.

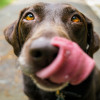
[18,63,69,91]
[30,74,68,92]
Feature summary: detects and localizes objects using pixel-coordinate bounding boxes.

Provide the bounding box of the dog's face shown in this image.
[4,3,100,91]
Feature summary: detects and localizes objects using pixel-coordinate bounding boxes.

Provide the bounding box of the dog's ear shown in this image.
[4,8,28,56]
[85,16,100,57]
[4,20,20,56]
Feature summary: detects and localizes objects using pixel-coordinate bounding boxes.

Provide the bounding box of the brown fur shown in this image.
[4,3,100,100]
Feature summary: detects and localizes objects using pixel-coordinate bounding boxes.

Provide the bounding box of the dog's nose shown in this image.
[29,37,59,68]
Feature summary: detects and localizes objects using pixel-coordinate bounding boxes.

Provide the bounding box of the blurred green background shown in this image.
[0,0,13,8]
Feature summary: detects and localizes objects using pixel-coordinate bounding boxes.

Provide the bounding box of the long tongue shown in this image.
[36,37,95,85]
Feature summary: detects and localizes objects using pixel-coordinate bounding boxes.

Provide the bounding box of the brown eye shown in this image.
[71,15,81,22]
[25,13,35,20]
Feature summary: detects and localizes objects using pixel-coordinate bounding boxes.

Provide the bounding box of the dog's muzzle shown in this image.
[18,37,95,92]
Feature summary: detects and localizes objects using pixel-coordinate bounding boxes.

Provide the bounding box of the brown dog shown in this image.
[4,2,100,100]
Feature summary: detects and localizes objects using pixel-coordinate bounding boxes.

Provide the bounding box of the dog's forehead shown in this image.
[30,3,77,14]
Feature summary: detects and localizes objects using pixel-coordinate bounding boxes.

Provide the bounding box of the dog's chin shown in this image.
[30,74,68,92]
[19,63,68,92]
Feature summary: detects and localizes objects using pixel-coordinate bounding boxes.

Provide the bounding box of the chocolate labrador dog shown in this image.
[4,2,100,100]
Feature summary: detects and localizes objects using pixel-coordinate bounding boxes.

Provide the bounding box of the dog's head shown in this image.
[4,3,100,91]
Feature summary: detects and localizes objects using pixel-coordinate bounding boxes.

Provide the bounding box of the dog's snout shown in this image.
[30,49,43,59]
[29,38,59,68]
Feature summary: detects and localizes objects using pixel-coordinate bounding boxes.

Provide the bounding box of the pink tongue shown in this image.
[36,37,95,85]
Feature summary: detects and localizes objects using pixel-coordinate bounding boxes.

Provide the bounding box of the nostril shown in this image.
[53,51,58,59]
[30,50,43,59]
[28,37,59,69]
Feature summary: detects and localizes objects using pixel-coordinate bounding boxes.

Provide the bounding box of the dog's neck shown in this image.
[56,90,82,100]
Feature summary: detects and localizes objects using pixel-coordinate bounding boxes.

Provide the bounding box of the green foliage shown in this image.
[0,0,13,8]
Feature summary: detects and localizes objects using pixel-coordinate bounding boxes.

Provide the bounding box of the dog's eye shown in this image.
[25,13,35,20]
[71,15,81,22]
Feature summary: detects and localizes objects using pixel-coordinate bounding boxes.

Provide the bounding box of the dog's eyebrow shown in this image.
[33,3,45,14]
[63,7,76,14]
[31,4,45,18]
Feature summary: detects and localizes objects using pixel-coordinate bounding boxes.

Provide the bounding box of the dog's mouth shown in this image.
[19,37,95,92]
[30,37,70,91]
[30,74,68,92]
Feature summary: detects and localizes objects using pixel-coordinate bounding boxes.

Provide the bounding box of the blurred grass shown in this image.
[0,0,13,8]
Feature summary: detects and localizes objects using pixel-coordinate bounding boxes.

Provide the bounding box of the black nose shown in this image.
[29,37,59,68]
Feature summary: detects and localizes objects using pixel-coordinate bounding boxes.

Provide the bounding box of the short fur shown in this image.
[4,3,100,100]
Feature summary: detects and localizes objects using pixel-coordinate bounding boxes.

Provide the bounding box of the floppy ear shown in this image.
[4,8,28,56]
[4,20,21,56]
[85,17,100,57]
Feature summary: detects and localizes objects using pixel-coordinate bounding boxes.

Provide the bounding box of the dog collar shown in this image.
[56,90,65,100]
[56,90,82,100]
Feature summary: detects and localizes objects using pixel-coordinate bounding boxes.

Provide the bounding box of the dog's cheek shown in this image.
[19,22,31,40]
[69,23,87,48]
[71,23,86,38]
[19,38,40,75]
